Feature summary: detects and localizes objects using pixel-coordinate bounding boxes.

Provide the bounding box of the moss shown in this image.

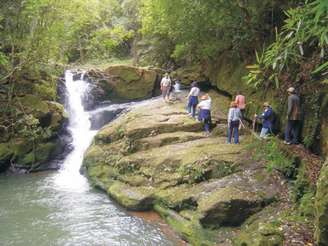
[33,80,57,101]
[171,65,207,85]
[248,137,297,178]
[315,161,328,246]
[155,184,198,210]
[18,94,49,116]
[99,65,158,100]
[0,143,14,172]
[154,204,218,246]
[19,142,57,167]
[198,187,265,227]
[0,143,14,160]
[292,160,315,206]
[46,101,65,130]
[11,139,33,159]
[107,182,155,211]
[234,221,284,246]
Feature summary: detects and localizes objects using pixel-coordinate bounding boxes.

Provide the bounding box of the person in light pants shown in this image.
[160,73,172,102]
[255,102,274,139]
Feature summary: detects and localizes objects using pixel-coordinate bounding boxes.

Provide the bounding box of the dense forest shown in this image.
[1,0,328,245]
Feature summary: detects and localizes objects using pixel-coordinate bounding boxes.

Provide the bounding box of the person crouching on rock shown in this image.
[227,101,242,144]
[160,73,172,102]
[187,81,200,118]
[254,102,273,139]
[197,94,212,136]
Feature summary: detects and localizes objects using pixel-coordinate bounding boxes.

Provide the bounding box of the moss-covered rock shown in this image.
[234,221,284,246]
[232,205,285,246]
[19,142,57,167]
[315,160,328,246]
[108,182,155,211]
[88,65,159,101]
[154,204,219,246]
[0,65,68,173]
[171,64,208,85]
[198,187,266,227]
[83,91,289,245]
[0,143,14,172]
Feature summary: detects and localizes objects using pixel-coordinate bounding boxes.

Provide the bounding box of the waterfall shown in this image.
[54,71,97,192]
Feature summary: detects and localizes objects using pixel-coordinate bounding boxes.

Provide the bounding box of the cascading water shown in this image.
[0,71,178,246]
[53,71,96,191]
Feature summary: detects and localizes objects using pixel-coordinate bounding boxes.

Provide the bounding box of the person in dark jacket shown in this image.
[255,102,273,139]
[284,87,301,145]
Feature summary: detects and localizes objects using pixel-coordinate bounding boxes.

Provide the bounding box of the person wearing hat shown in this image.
[227,101,242,144]
[187,81,200,118]
[160,73,172,102]
[285,87,301,144]
[255,102,274,138]
[197,93,212,135]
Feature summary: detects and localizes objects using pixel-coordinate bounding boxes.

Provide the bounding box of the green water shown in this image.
[0,172,176,246]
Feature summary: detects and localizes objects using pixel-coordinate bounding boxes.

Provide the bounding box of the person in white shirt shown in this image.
[187,81,200,117]
[160,73,172,102]
[174,79,181,93]
[197,93,212,135]
[227,101,242,144]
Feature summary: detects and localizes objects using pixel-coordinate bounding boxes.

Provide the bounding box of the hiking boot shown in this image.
[284,141,291,145]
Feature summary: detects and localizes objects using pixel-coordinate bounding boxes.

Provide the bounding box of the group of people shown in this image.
[160,73,301,145]
[160,74,212,136]
[254,87,301,144]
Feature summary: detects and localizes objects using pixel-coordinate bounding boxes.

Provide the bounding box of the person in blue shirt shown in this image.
[255,102,274,138]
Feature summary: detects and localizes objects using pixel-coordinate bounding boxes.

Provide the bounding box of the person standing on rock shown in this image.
[160,73,172,102]
[235,91,246,118]
[284,87,301,145]
[197,94,212,136]
[254,102,274,139]
[187,81,200,118]
[227,101,242,144]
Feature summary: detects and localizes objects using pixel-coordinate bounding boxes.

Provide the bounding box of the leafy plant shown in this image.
[245,0,328,88]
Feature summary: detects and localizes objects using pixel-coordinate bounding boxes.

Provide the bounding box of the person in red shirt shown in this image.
[235,91,246,118]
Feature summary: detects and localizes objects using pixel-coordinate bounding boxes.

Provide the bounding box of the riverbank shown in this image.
[82,90,317,245]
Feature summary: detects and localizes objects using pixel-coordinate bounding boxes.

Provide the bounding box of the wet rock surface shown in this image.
[83,91,288,245]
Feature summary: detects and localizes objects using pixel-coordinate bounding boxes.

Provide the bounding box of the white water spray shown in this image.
[54,71,96,192]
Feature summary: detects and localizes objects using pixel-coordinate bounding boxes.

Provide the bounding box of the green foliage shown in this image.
[249,137,296,178]
[141,0,290,63]
[245,1,328,88]
[293,169,316,218]
[178,157,212,184]
[302,94,322,149]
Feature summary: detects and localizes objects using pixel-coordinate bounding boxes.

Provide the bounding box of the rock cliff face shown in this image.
[83,91,291,245]
[315,160,328,246]
[0,69,70,173]
[172,58,328,246]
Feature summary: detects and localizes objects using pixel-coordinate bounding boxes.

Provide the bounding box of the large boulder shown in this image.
[87,65,159,102]
[82,91,286,245]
